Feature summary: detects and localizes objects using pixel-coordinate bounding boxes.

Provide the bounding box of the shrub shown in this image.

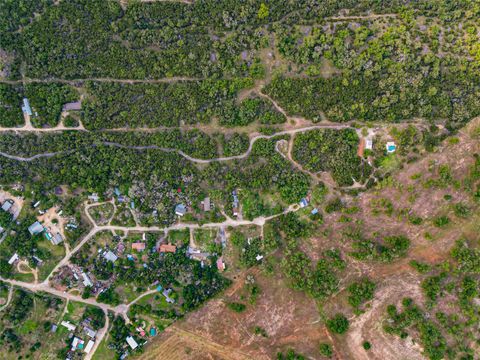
[227,302,246,313]
[347,278,376,309]
[433,216,450,227]
[326,313,349,334]
[319,343,333,357]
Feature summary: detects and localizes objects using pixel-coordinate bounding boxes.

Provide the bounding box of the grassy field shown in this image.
[193,228,217,249]
[37,239,66,281]
[167,229,190,246]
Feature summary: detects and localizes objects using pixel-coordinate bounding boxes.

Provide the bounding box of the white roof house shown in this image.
[84,339,95,354]
[8,253,19,265]
[84,326,97,339]
[81,272,93,287]
[103,250,118,263]
[61,320,76,332]
[126,336,139,350]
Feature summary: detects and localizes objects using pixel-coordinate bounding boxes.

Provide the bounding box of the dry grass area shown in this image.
[139,327,252,360]
[139,119,480,360]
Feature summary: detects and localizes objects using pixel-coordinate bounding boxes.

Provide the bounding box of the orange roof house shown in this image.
[159,244,176,253]
[357,138,365,158]
[132,242,146,251]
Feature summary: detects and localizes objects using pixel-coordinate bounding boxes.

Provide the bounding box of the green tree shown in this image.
[257,3,269,19]
[326,314,349,334]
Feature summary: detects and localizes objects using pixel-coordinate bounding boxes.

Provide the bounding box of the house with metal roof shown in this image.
[28,221,44,235]
[84,340,95,354]
[159,243,176,253]
[8,253,19,265]
[175,203,187,216]
[51,233,64,245]
[126,336,139,350]
[1,200,13,212]
[21,98,32,116]
[132,242,145,251]
[62,101,82,112]
[103,250,118,263]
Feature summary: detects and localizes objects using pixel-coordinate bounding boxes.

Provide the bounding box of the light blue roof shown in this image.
[22,98,32,116]
[175,203,187,215]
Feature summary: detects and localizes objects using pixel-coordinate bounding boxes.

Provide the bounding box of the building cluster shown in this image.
[58,318,98,358]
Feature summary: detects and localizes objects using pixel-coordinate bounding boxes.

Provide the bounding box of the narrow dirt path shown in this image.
[0,123,352,163]
[0,77,202,85]
[0,285,13,312]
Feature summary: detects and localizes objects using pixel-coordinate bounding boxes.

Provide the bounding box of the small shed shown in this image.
[203,197,211,212]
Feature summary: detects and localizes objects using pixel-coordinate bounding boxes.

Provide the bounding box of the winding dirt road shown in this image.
[0,123,352,163]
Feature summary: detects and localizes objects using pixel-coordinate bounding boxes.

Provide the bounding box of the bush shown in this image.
[433,216,450,227]
[347,278,376,309]
[363,341,371,350]
[319,343,333,357]
[326,313,349,334]
[227,302,246,313]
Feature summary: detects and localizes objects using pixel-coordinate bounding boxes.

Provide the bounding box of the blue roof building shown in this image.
[21,98,33,116]
[299,198,309,208]
[175,203,187,216]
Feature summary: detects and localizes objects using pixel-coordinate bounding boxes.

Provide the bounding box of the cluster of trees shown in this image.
[0,83,78,128]
[6,0,403,80]
[82,79,253,129]
[0,84,24,127]
[384,298,448,360]
[347,277,376,311]
[292,129,370,186]
[266,8,480,129]
[0,0,52,51]
[219,96,286,127]
[219,133,249,157]
[385,239,480,359]
[24,83,78,127]
[345,228,410,262]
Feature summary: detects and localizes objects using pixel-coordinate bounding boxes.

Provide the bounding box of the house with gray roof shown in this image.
[28,221,44,235]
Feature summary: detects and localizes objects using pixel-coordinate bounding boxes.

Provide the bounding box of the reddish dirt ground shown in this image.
[139,119,480,360]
